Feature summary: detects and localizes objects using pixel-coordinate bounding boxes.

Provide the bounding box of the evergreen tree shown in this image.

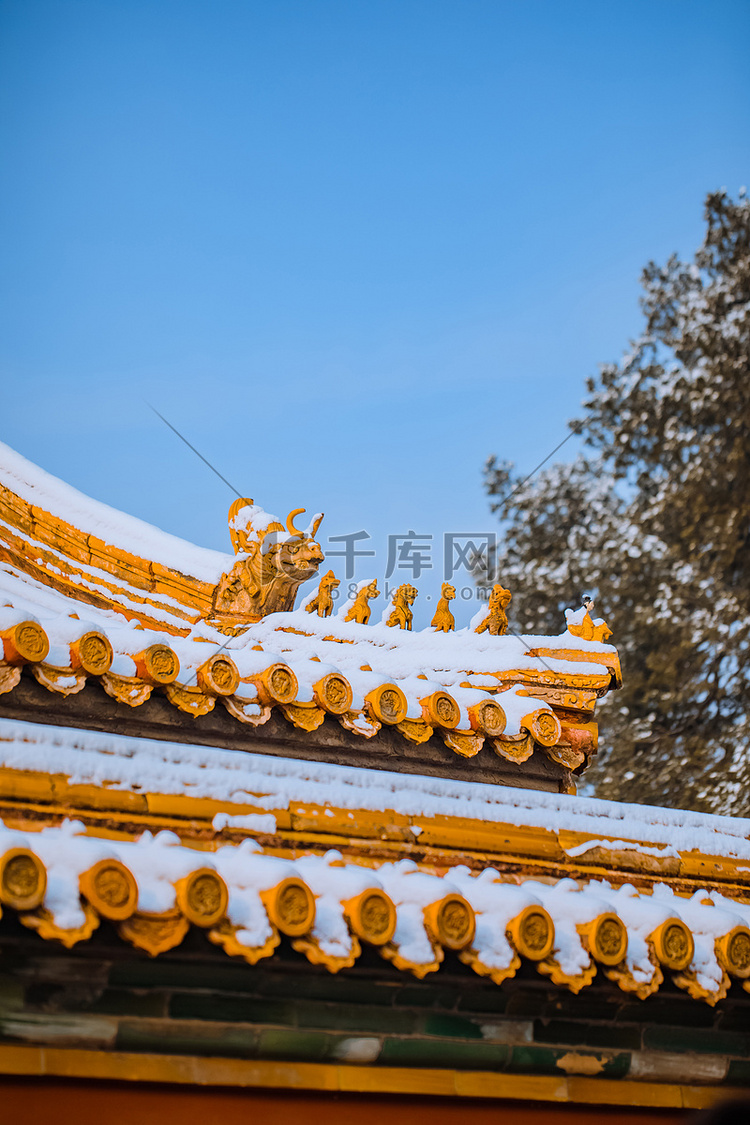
[483,190,750,815]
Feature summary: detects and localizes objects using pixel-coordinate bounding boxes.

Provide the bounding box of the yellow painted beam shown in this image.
[0,1044,741,1109]
[3,763,750,898]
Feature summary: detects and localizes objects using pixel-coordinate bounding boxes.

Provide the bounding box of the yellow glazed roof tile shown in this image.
[1,815,749,1005]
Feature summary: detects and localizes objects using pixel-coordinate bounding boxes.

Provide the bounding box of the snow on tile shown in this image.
[2,718,750,862]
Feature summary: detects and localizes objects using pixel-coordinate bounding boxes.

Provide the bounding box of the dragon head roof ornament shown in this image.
[210,498,325,631]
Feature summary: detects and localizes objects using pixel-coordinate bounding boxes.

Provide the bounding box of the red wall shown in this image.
[0,1078,693,1125]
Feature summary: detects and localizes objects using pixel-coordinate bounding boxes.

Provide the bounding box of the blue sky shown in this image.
[2,0,748,625]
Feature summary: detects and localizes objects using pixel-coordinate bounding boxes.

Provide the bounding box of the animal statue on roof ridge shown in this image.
[210,499,325,629]
[386,583,418,630]
[343,579,380,625]
[565,594,612,644]
[431,583,456,632]
[305,570,340,618]
[474,583,511,636]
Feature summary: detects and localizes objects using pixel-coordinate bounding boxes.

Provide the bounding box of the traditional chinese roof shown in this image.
[0,440,619,786]
[1,719,750,1007]
[3,446,750,1114]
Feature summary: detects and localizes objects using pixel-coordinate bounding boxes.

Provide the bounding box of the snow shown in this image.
[3,717,750,861]
[0,605,42,632]
[1,813,746,997]
[296,850,383,959]
[229,503,279,538]
[225,606,608,730]
[453,868,542,974]
[213,812,277,833]
[249,607,615,685]
[564,839,679,859]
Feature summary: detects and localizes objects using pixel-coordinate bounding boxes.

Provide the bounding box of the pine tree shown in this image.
[483,190,750,815]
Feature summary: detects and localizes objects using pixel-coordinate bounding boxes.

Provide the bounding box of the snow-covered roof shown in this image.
[2,809,749,1007]
[4,709,750,1009]
[4,715,750,855]
[0,441,619,775]
[4,717,750,863]
[4,447,750,1013]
